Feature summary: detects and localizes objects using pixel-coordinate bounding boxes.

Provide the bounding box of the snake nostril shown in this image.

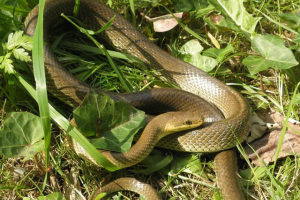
[185,120,192,125]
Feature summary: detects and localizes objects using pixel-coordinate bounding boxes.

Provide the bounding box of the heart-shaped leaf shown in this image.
[243,35,299,74]
[73,92,146,152]
[0,112,44,160]
[208,0,261,35]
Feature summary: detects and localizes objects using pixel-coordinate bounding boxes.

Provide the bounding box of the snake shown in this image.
[24,0,252,199]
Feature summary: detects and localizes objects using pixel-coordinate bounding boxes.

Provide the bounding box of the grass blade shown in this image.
[129,0,136,26]
[15,72,120,171]
[257,10,299,35]
[273,83,300,170]
[61,14,134,92]
[31,0,51,171]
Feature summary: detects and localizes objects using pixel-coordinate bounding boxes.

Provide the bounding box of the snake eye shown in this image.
[185,120,192,125]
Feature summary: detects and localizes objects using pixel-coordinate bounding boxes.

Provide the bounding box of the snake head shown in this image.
[162,111,204,134]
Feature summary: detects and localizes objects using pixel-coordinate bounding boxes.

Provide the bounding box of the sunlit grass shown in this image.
[0,0,299,199]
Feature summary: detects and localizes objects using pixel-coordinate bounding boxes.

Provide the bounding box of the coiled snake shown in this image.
[24,0,251,199]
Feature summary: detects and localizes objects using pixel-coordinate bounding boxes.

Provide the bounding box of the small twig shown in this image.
[260,74,265,93]
[34,154,47,174]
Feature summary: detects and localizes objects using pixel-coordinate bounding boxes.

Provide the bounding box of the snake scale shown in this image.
[24,0,252,199]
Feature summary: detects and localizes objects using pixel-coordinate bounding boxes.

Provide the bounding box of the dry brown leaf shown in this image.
[141,12,184,32]
[244,109,300,166]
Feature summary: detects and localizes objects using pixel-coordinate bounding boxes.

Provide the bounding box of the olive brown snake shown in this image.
[24,0,252,199]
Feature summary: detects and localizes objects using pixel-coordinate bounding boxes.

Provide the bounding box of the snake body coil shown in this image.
[24,0,251,199]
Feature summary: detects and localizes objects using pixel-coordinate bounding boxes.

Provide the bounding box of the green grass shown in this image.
[0,0,300,199]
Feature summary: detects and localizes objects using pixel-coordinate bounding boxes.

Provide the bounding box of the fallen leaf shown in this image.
[247,112,279,143]
[142,12,184,32]
[244,109,300,166]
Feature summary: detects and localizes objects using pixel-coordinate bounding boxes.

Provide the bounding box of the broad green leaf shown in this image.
[73,93,113,137]
[180,39,204,55]
[38,192,66,200]
[16,73,119,171]
[0,112,44,159]
[183,54,218,72]
[242,35,299,74]
[242,56,272,74]
[203,44,234,62]
[204,14,242,33]
[180,40,218,72]
[208,0,261,35]
[73,92,146,152]
[13,48,32,62]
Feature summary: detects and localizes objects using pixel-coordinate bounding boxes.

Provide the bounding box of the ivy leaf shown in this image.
[179,40,218,72]
[204,14,242,33]
[183,54,218,72]
[13,48,32,62]
[73,92,146,152]
[208,0,261,36]
[0,112,44,160]
[180,39,203,55]
[242,35,299,74]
